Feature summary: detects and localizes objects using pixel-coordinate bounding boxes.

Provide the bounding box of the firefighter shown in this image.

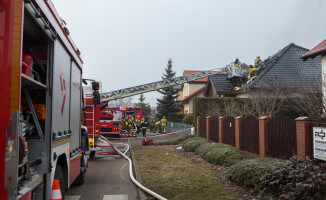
[254,56,261,67]
[149,118,155,132]
[135,117,141,134]
[161,116,167,134]
[248,65,257,80]
[127,115,133,136]
[140,116,148,137]
[154,120,161,133]
[234,58,241,67]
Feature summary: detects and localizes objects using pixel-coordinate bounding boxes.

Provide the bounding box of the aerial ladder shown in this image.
[86,68,223,151]
[100,68,222,102]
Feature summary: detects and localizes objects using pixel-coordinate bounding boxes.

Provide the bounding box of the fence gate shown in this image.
[241,116,259,154]
[210,116,219,142]
[267,115,296,159]
[223,117,235,146]
[199,116,206,138]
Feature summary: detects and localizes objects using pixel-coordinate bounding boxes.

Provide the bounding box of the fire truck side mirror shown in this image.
[92,81,100,91]
[93,92,101,106]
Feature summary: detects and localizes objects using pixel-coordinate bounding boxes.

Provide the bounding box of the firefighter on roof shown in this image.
[254,56,261,67]
[141,116,148,137]
[161,116,167,134]
[248,65,257,80]
[234,58,241,67]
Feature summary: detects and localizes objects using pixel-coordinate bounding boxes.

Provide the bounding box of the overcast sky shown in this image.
[52,0,326,106]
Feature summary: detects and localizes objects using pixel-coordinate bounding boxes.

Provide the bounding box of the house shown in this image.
[301,39,326,100]
[204,43,322,98]
[177,70,208,114]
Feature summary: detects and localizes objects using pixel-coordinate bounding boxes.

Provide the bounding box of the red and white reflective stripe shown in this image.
[50,189,62,200]
[104,128,192,140]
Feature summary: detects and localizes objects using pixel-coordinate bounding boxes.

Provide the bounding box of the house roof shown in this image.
[181,86,205,102]
[302,39,326,60]
[183,70,208,82]
[242,43,322,90]
[207,73,229,93]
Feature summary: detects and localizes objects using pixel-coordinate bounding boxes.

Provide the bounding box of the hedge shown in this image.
[183,137,210,152]
[227,158,283,188]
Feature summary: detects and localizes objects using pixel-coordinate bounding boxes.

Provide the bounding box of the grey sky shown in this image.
[52,0,326,106]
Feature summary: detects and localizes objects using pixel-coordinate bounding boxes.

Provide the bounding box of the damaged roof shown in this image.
[242,43,322,90]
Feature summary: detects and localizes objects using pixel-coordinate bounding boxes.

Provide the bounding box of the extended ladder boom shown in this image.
[100,67,222,102]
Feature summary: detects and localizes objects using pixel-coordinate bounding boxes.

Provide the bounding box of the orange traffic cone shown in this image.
[50,179,62,200]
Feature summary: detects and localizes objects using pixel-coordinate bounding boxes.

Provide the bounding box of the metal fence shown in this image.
[166,122,193,136]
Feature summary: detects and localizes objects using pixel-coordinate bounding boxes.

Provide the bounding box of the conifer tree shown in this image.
[156,59,182,122]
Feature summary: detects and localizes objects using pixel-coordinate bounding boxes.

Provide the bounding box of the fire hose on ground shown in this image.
[98,135,167,200]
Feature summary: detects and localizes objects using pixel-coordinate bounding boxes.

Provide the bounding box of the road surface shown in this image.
[65,140,139,200]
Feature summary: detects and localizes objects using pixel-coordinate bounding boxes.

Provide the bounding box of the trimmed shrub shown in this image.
[227,158,283,188]
[260,157,326,199]
[194,143,218,157]
[182,114,194,125]
[154,134,195,145]
[183,137,209,152]
[203,146,246,167]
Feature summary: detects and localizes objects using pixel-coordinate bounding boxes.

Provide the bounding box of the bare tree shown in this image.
[247,77,289,117]
[293,77,324,120]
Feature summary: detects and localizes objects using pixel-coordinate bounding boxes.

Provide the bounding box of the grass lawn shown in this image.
[132,145,236,200]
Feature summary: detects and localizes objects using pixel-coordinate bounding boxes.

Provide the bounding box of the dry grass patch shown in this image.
[132,145,236,200]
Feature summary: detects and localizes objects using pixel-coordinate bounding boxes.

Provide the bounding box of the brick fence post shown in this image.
[295,117,311,158]
[206,116,212,141]
[259,116,271,158]
[235,116,243,149]
[197,116,201,136]
[219,117,224,143]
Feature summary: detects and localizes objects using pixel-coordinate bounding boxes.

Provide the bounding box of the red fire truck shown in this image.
[99,106,142,137]
[0,0,98,199]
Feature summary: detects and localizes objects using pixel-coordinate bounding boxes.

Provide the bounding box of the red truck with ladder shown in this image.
[0,0,101,198]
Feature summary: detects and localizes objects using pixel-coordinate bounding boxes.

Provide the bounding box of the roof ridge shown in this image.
[246,43,297,88]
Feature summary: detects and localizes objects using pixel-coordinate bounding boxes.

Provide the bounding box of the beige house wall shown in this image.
[183,90,205,114]
[322,55,326,103]
[182,83,205,98]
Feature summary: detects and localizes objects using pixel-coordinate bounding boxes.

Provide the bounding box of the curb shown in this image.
[128,139,147,200]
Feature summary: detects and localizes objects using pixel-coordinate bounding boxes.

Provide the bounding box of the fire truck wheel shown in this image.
[54,164,65,199]
[73,170,86,185]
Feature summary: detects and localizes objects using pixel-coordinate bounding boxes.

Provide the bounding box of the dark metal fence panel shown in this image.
[241,116,259,154]
[199,117,206,138]
[267,115,296,159]
[210,116,219,142]
[223,117,235,146]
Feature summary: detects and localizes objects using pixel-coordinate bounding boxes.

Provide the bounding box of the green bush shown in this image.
[260,157,326,199]
[154,134,195,145]
[227,158,283,188]
[194,143,218,157]
[203,145,246,167]
[183,137,209,152]
[182,114,194,125]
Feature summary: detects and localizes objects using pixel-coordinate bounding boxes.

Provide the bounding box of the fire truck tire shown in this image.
[54,164,65,199]
[73,170,86,185]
